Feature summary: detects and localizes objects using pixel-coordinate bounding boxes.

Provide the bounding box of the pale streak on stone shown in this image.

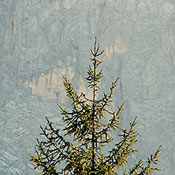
[106,35,127,58]
[109,45,113,56]
[170,33,174,44]
[114,35,127,54]
[106,47,109,58]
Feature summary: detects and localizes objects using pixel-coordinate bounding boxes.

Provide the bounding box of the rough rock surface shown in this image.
[0,0,175,174]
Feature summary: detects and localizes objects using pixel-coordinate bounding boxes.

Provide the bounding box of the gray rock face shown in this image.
[0,0,175,174]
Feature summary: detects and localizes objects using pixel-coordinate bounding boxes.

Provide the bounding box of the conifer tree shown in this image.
[29,38,161,175]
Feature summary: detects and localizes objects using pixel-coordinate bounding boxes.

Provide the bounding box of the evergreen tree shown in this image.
[29,38,161,175]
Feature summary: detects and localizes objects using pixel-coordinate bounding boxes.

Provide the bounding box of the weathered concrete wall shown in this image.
[0,0,175,174]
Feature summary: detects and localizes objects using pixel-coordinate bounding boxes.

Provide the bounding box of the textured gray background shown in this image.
[0,0,175,174]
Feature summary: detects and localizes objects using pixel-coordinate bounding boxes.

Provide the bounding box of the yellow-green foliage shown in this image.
[29,38,161,175]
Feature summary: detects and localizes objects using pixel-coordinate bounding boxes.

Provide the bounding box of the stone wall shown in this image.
[0,0,175,174]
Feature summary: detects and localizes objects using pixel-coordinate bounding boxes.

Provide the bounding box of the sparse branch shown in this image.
[29,117,74,175]
[105,117,139,171]
[129,160,144,174]
[139,145,161,175]
[128,146,161,175]
[95,101,125,144]
[63,76,78,101]
[96,77,119,113]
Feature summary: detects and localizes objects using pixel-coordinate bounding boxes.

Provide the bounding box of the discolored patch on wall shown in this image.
[25,57,76,101]
[106,35,127,58]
